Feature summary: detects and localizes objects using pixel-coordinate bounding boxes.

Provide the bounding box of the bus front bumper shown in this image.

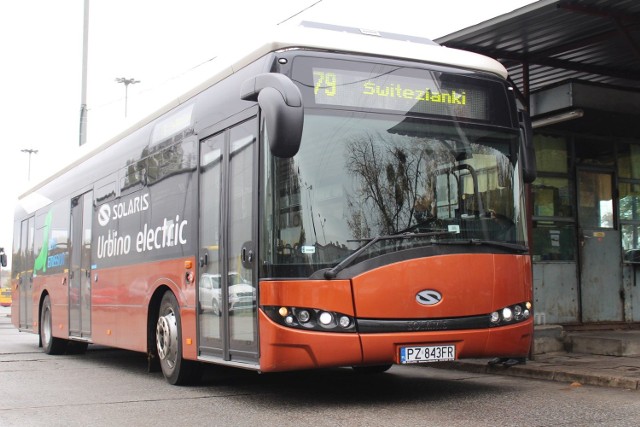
[258,311,533,372]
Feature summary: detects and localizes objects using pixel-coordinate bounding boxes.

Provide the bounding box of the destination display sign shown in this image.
[311,67,489,121]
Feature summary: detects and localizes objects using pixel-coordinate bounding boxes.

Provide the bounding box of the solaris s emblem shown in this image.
[98,204,111,227]
[416,290,442,306]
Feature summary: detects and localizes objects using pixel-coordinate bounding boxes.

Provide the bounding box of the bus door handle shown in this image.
[241,242,254,269]
[241,248,253,262]
[199,252,208,268]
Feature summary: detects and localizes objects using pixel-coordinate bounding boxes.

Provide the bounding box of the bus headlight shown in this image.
[298,309,311,323]
[513,305,523,320]
[262,306,356,333]
[489,302,532,327]
[319,312,333,326]
[338,315,351,328]
[490,311,500,324]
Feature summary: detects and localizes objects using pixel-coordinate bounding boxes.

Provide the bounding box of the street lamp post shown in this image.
[79,0,90,146]
[21,148,38,181]
[115,77,140,118]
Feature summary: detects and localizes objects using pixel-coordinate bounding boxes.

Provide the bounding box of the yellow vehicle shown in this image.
[0,287,11,307]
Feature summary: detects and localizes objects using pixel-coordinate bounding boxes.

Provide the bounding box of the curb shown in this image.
[434,360,640,391]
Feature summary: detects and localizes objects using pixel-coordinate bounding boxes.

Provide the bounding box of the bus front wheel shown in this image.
[40,295,67,355]
[155,291,200,385]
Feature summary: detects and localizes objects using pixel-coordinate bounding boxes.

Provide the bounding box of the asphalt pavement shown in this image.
[2,307,639,391]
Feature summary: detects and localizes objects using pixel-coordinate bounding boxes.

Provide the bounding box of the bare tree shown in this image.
[345,132,428,236]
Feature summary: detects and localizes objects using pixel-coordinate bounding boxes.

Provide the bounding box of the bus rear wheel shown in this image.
[155,291,200,385]
[40,295,67,355]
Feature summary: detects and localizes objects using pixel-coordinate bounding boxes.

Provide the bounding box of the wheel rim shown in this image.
[156,309,178,370]
[42,306,52,346]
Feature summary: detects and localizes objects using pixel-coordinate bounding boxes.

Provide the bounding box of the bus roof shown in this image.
[19,21,507,206]
[269,21,508,77]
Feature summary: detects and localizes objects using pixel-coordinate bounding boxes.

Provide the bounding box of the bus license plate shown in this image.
[400,345,456,364]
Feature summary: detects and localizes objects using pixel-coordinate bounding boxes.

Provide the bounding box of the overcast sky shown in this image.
[0,0,538,258]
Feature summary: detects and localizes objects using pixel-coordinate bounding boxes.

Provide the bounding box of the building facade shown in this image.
[437,0,640,326]
[530,82,640,324]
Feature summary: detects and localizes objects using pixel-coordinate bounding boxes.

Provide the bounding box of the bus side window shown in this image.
[147,138,197,185]
[121,159,147,194]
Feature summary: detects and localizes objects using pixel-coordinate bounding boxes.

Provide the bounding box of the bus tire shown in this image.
[156,291,200,385]
[40,295,67,355]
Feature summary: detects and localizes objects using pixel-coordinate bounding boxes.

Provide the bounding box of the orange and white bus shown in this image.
[11,21,536,384]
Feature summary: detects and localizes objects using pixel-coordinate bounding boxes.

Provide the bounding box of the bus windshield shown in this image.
[262,110,527,278]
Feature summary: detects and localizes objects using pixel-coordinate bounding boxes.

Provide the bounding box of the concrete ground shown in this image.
[436,330,640,391]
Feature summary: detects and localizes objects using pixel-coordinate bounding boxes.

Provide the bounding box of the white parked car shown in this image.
[199,272,255,315]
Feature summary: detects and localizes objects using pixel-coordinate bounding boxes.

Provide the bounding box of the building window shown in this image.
[532,177,573,217]
[531,134,576,262]
[577,171,613,230]
[619,144,640,179]
[619,182,640,221]
[535,134,568,173]
[532,221,576,261]
[619,143,640,262]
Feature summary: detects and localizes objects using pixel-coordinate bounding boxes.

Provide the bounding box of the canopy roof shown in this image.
[436,0,640,103]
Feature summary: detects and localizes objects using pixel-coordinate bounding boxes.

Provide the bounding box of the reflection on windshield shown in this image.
[262,112,527,278]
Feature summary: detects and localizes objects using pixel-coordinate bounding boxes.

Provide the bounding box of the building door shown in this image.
[69,191,93,339]
[577,170,624,322]
[198,116,258,365]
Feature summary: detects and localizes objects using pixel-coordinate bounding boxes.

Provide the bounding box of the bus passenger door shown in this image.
[226,119,258,363]
[69,191,93,339]
[198,116,258,365]
[198,132,225,355]
[18,217,35,331]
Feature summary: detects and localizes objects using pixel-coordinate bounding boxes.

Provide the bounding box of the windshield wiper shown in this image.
[397,219,445,234]
[323,230,451,279]
[437,238,529,253]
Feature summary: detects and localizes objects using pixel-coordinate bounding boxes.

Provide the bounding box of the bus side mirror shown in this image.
[241,73,304,158]
[519,110,537,183]
[0,253,6,268]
